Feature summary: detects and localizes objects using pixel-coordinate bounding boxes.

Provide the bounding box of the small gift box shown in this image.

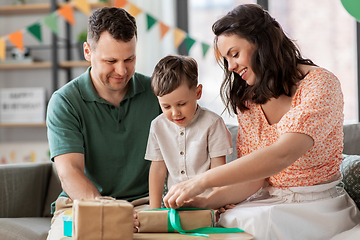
[137,208,215,233]
[72,197,133,240]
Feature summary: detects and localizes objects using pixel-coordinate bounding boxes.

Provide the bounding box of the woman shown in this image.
[163,4,360,239]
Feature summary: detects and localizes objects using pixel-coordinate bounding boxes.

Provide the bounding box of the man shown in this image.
[46,7,160,239]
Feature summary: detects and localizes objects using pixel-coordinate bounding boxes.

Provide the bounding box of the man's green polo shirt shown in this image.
[47,67,160,208]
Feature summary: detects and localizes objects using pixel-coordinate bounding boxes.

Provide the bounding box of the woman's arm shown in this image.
[183,179,264,210]
[163,132,314,208]
[149,161,168,209]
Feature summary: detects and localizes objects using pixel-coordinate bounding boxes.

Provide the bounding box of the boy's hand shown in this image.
[218,203,236,213]
[215,204,236,222]
[133,211,139,233]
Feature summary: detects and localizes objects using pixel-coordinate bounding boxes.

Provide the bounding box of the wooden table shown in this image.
[133,232,254,239]
[62,232,253,239]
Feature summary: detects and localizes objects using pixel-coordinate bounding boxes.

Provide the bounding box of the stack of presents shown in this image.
[63,197,245,239]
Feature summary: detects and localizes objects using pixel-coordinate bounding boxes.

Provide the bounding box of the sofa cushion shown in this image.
[341,154,360,209]
[0,162,51,217]
[0,217,50,240]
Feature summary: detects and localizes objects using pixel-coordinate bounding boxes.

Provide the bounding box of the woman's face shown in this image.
[217,34,256,86]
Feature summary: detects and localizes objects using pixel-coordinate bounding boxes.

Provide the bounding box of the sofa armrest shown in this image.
[42,163,62,217]
[343,123,360,155]
[226,124,238,163]
[0,162,52,218]
[341,154,360,209]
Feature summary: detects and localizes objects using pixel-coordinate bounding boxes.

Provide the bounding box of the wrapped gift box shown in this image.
[137,208,214,233]
[73,197,133,240]
[63,210,73,237]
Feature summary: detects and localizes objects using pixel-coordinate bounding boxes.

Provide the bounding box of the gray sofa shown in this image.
[1,123,360,240]
[0,162,61,240]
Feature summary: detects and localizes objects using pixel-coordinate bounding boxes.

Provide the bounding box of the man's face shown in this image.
[84,31,136,96]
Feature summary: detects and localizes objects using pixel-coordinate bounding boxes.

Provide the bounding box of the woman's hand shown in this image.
[163,176,207,209]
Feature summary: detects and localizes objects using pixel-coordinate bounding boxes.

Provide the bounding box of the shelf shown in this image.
[0,61,90,70]
[59,60,90,68]
[0,122,46,127]
[0,3,50,15]
[0,61,52,69]
[0,2,110,15]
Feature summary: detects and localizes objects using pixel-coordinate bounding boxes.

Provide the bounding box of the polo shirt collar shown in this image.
[79,67,145,103]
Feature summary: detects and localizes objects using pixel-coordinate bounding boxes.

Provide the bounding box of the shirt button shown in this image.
[181,170,185,174]
[180,132,184,136]
[111,106,115,109]
[180,151,184,155]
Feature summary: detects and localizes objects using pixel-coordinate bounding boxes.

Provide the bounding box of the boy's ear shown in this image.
[196,84,203,100]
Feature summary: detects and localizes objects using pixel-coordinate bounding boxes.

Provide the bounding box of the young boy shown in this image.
[145,55,233,209]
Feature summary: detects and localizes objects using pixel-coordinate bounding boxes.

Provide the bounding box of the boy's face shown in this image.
[158,82,202,127]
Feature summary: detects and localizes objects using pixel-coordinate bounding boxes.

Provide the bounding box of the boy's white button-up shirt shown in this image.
[145,106,233,190]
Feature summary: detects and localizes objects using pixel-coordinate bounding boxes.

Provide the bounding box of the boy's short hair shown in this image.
[151,55,198,97]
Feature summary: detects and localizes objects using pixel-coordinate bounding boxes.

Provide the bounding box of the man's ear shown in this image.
[196,84,203,100]
[83,42,92,62]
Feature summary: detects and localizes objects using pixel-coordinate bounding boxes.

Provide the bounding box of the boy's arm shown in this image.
[149,161,168,209]
[210,156,226,169]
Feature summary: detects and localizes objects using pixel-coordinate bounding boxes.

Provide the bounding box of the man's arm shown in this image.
[54,152,101,200]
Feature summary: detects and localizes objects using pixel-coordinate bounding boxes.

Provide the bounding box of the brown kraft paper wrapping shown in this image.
[73,197,133,240]
[137,209,214,233]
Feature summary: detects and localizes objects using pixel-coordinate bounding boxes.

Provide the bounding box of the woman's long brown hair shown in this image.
[213,4,316,114]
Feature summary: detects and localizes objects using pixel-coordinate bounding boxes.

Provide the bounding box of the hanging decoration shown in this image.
[0,0,212,62]
[8,31,24,52]
[43,12,59,36]
[27,23,43,43]
[0,38,5,61]
[341,0,360,22]
[146,14,157,30]
[58,3,76,26]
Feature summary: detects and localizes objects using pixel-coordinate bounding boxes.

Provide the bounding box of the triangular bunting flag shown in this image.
[201,42,210,58]
[74,0,91,16]
[146,14,157,30]
[27,23,42,43]
[43,13,59,35]
[127,3,142,17]
[159,21,170,39]
[58,4,75,26]
[174,28,187,49]
[185,36,196,52]
[113,0,127,8]
[8,30,24,51]
[0,38,5,61]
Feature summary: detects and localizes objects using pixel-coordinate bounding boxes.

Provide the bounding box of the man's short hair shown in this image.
[151,55,198,97]
[87,7,137,48]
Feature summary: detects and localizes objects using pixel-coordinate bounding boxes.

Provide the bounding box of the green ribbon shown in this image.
[147,208,244,237]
